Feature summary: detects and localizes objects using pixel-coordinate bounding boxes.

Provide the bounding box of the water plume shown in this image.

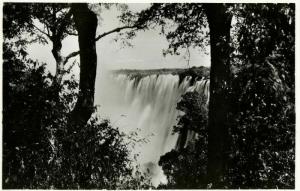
[95,68,209,186]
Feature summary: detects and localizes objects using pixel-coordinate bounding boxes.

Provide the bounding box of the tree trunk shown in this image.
[203,3,232,187]
[70,3,98,127]
[51,37,65,85]
[51,36,65,98]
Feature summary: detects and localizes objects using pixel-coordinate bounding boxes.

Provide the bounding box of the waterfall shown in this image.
[95,69,209,186]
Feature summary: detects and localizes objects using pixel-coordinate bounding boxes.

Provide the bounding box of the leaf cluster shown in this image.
[3,3,76,46]
[137,3,209,55]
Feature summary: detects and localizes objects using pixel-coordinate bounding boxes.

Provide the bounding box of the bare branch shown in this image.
[62,25,140,65]
[45,24,50,36]
[64,59,78,74]
[95,25,138,41]
[64,50,80,65]
[31,23,51,38]
[65,31,78,36]
[44,22,52,37]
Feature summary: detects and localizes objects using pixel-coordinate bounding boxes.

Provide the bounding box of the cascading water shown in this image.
[95,68,209,186]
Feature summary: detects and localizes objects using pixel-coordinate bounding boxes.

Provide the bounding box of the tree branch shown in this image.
[95,25,138,41]
[65,31,78,36]
[62,25,138,65]
[64,50,80,65]
[57,9,73,38]
[31,23,51,38]
[45,23,51,36]
[64,59,78,74]
[62,25,139,65]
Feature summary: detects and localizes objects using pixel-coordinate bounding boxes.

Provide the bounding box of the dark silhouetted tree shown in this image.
[136,3,233,186]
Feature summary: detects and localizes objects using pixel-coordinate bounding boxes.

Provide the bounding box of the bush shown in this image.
[226,58,295,189]
[2,43,153,189]
[158,59,294,188]
[158,91,209,189]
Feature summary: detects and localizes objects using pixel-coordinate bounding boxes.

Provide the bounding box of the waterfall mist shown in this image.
[94,68,209,186]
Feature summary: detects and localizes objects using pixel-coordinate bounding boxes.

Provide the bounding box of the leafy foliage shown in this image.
[3,42,64,188]
[226,60,295,188]
[157,3,294,189]
[2,42,153,189]
[173,92,208,149]
[3,3,75,43]
[158,91,209,189]
[226,3,295,188]
[136,3,209,55]
[3,3,157,189]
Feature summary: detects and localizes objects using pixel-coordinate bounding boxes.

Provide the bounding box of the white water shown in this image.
[94,69,209,186]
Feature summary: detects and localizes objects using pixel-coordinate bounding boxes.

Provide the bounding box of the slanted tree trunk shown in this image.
[51,36,66,101]
[203,3,232,187]
[51,36,65,86]
[48,8,74,99]
[70,3,98,127]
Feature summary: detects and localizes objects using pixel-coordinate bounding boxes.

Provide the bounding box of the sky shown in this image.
[27,3,211,75]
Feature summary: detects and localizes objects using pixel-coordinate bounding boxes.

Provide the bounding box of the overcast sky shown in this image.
[27,3,211,74]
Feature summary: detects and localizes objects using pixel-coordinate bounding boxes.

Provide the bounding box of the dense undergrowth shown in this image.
[3,43,154,189]
[158,4,295,188]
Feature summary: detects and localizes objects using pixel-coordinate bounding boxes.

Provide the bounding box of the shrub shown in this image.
[2,43,153,189]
